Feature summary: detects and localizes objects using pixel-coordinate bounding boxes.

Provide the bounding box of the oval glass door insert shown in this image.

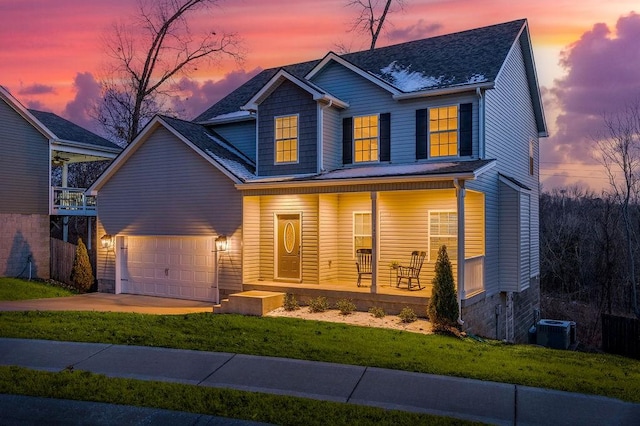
[284,222,295,254]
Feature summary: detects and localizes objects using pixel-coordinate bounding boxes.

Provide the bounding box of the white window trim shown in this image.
[428,209,458,262]
[274,113,300,165]
[352,211,372,258]
[428,104,459,159]
[353,114,380,164]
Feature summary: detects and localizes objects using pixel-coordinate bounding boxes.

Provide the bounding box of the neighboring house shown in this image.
[0,86,121,280]
[90,19,547,342]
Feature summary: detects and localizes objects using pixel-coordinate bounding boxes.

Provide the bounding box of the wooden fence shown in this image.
[602,314,640,359]
[50,238,96,286]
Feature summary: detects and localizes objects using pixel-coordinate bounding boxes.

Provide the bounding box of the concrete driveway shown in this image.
[0,293,214,315]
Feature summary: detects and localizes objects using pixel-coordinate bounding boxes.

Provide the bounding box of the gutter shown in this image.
[393,82,494,101]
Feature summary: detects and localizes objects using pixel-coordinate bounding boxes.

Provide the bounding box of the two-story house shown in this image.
[90,19,547,342]
[0,86,121,280]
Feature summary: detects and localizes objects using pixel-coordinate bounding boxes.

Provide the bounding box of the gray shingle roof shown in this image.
[194,19,525,122]
[28,109,120,150]
[158,115,255,181]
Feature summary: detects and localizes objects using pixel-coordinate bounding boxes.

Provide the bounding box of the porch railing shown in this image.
[51,187,96,216]
[464,255,484,297]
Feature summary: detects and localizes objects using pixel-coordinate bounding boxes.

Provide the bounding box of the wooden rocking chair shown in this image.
[355,248,372,287]
[396,251,426,290]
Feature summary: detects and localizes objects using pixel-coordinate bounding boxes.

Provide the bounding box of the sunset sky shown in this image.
[1,0,639,191]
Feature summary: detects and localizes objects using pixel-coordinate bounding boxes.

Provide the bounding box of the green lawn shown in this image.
[0,278,638,424]
[0,278,74,300]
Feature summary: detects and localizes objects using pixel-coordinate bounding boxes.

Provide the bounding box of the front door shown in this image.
[276,213,301,280]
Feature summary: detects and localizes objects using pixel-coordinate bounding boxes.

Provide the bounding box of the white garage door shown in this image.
[121,236,215,302]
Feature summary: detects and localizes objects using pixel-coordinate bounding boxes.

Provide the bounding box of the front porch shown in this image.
[240,182,486,310]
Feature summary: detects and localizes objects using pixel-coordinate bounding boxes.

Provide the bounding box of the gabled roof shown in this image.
[89,115,255,194]
[241,68,349,111]
[0,85,121,157]
[195,19,543,130]
[29,109,120,152]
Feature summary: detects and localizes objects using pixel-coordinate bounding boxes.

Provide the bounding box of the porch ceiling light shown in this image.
[101,234,114,250]
[215,235,228,252]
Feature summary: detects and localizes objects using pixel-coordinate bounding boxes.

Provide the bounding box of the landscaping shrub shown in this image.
[283,293,299,311]
[335,298,356,315]
[398,307,417,323]
[368,306,386,318]
[307,296,329,313]
[70,238,94,293]
[427,245,459,329]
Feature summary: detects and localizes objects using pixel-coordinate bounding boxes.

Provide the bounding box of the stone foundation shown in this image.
[0,214,50,280]
[98,278,115,293]
[461,276,540,343]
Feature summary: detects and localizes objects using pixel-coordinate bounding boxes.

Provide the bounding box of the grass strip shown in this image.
[0,366,476,426]
[0,278,74,301]
[1,310,639,403]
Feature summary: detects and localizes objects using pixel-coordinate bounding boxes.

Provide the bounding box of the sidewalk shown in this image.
[1,338,639,425]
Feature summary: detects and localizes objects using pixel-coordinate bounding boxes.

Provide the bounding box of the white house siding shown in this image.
[242,196,261,283]
[210,121,256,161]
[336,193,372,285]
[310,62,480,165]
[318,194,339,284]
[484,34,541,282]
[498,180,520,293]
[257,194,318,283]
[96,218,116,292]
[96,126,243,294]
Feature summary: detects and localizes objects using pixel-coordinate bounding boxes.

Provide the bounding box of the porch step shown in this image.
[214,290,286,316]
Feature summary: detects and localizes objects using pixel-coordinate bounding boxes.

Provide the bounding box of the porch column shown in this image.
[62,162,69,242]
[454,179,466,322]
[370,191,378,294]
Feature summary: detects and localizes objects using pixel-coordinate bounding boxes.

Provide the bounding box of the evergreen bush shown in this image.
[398,307,417,323]
[427,245,459,328]
[307,296,329,313]
[335,298,356,315]
[70,238,94,293]
[283,293,300,311]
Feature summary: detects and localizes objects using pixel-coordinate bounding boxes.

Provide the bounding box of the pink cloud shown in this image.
[18,84,55,96]
[387,19,443,43]
[547,12,640,167]
[62,72,101,133]
[171,68,262,120]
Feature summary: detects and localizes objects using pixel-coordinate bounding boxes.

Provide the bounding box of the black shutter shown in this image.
[459,103,472,156]
[342,117,353,164]
[416,108,428,159]
[379,113,391,162]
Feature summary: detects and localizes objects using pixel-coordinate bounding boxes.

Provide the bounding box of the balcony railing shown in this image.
[51,187,96,216]
[464,255,484,298]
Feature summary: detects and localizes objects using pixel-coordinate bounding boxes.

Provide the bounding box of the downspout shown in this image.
[454,178,465,325]
[318,100,333,173]
[476,87,485,159]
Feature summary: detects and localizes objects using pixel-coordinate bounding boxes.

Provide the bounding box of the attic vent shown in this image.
[536,319,573,349]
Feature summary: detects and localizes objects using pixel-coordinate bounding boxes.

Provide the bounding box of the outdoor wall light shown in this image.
[101,234,114,250]
[215,235,228,252]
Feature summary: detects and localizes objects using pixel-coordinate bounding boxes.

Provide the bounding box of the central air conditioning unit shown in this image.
[536,319,573,349]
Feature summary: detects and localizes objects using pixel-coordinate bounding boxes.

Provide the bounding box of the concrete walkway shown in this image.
[0,293,213,315]
[1,338,639,425]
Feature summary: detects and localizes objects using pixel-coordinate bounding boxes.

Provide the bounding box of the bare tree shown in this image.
[346,0,405,50]
[595,101,640,317]
[96,0,243,144]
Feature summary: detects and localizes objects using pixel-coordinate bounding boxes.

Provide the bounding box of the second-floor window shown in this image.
[275,115,298,164]
[430,106,458,157]
[354,115,378,163]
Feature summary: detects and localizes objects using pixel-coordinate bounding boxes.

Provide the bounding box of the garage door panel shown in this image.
[122,236,215,302]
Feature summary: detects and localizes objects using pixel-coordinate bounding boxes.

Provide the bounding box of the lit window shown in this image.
[354,115,378,162]
[429,211,457,261]
[353,212,372,256]
[275,115,298,163]
[429,106,458,157]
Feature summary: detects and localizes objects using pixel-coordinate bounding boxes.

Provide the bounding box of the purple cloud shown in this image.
[171,68,262,120]
[387,19,443,43]
[18,84,55,95]
[547,12,640,167]
[62,72,101,133]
